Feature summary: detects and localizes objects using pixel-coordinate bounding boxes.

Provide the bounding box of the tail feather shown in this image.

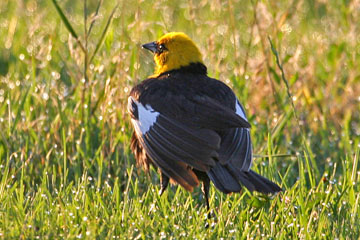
[244,170,282,194]
[208,164,282,194]
[207,162,242,193]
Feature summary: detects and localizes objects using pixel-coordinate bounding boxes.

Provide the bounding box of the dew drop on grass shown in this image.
[42,92,49,100]
[160,232,166,239]
[51,71,60,80]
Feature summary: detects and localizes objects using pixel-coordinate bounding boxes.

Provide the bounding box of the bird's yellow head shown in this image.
[142,32,203,75]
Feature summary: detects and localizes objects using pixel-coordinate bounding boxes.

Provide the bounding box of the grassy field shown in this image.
[1,0,360,239]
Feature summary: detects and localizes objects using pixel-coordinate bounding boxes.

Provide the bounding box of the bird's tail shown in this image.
[241,170,282,194]
[208,163,282,194]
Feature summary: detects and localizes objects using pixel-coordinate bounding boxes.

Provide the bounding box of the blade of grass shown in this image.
[62,127,67,188]
[11,86,30,134]
[82,0,89,124]
[87,0,103,37]
[121,165,134,223]
[268,37,319,177]
[89,3,119,64]
[91,83,106,116]
[253,154,294,158]
[351,146,359,183]
[268,37,299,123]
[51,0,86,53]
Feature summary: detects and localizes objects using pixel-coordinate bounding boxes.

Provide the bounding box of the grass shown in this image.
[0,0,359,239]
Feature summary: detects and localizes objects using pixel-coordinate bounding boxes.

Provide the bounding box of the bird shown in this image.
[127,32,281,211]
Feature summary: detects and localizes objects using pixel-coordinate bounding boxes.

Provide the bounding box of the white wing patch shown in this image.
[129,97,159,134]
[235,99,247,120]
[234,98,252,169]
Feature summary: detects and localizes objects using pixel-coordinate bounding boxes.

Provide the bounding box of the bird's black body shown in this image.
[128,62,281,210]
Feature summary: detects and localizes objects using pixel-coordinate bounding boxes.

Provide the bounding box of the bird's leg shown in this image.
[202,177,211,217]
[159,171,169,196]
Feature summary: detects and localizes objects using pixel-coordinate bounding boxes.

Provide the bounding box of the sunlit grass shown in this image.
[0,0,359,239]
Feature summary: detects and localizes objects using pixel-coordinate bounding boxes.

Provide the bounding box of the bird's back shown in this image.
[128,64,278,192]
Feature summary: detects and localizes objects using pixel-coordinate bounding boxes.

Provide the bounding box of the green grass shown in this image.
[1,0,360,239]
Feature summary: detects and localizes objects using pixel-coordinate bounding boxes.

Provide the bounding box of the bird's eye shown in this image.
[157,44,166,54]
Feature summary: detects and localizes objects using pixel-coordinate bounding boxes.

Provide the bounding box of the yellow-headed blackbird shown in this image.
[128,32,281,210]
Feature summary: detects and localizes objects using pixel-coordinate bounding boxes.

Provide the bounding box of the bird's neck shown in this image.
[151,62,207,78]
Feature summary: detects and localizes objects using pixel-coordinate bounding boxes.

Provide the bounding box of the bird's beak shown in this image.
[142,41,158,53]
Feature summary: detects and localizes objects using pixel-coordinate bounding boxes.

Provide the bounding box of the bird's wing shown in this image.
[189,95,251,130]
[128,96,221,191]
[218,99,252,171]
[205,99,253,193]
